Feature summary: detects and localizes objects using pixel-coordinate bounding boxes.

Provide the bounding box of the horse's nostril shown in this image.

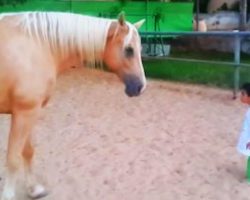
[124,74,144,97]
[137,84,143,93]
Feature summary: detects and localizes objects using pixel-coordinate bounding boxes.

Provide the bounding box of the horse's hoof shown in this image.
[0,197,15,200]
[1,187,15,200]
[1,195,15,200]
[1,196,15,200]
[27,184,48,199]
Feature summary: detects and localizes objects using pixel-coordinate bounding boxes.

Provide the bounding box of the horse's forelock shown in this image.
[110,21,136,48]
[123,22,141,49]
[123,23,134,47]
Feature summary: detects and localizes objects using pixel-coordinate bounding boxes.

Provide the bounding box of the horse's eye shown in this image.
[125,46,134,58]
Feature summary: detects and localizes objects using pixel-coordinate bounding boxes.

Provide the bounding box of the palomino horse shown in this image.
[0,11,146,200]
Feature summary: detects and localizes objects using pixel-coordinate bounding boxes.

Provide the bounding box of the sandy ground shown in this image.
[0,67,249,200]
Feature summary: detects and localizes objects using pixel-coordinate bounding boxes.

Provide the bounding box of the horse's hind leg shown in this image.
[22,136,48,199]
[1,107,44,200]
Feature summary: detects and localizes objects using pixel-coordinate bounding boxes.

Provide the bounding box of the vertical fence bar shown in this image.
[195,0,200,31]
[233,33,241,99]
[239,0,247,31]
[145,0,149,54]
[70,0,72,12]
[146,0,148,32]
[140,31,248,98]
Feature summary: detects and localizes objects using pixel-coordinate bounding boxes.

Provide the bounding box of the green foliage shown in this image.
[153,7,165,31]
[108,0,130,18]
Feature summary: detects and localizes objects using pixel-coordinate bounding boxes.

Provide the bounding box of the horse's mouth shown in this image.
[123,74,144,97]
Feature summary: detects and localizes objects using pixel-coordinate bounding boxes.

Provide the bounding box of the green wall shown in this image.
[0,0,193,32]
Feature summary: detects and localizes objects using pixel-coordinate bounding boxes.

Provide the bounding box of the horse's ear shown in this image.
[118,11,126,26]
[134,19,145,30]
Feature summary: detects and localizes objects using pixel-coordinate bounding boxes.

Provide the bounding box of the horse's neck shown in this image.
[5,12,112,72]
[32,12,111,72]
[54,52,81,73]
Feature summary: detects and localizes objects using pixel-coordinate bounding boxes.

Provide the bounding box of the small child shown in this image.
[237,82,250,182]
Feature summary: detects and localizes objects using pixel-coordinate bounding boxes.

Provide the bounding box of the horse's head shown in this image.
[104,13,146,97]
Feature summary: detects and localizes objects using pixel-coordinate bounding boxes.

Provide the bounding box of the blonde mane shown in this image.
[1,11,117,67]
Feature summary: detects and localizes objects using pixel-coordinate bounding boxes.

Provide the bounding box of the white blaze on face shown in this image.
[123,23,146,91]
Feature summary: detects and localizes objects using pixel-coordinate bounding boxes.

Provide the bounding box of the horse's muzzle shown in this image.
[123,74,144,97]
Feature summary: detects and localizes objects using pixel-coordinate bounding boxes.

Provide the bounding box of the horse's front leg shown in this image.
[22,135,48,199]
[1,106,45,200]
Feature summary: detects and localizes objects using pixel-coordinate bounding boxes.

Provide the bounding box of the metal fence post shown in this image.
[233,33,241,99]
[140,31,250,98]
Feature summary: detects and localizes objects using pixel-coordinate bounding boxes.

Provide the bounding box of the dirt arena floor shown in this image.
[0,67,250,200]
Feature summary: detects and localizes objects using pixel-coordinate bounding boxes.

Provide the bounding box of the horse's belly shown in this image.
[0,66,12,113]
[0,105,11,114]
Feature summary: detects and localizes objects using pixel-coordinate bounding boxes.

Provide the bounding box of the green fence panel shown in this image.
[0,0,193,32]
[0,0,70,12]
[146,2,193,32]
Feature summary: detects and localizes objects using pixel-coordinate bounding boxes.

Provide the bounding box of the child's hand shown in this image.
[246,142,250,150]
